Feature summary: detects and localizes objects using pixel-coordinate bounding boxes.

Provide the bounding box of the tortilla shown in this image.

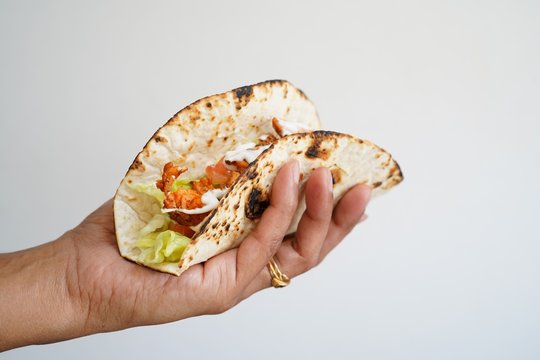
[178,131,402,274]
[114,80,321,274]
[114,80,403,276]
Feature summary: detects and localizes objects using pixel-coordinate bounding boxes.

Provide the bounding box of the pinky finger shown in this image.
[318,184,371,262]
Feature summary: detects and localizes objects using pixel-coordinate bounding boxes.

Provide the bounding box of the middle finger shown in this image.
[239,167,334,296]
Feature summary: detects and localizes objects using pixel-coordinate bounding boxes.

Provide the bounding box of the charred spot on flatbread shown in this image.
[234,85,254,109]
[304,131,338,160]
[296,87,308,100]
[330,166,344,185]
[391,162,403,178]
[245,168,258,180]
[234,85,253,99]
[129,158,145,172]
[245,187,269,219]
[382,162,404,189]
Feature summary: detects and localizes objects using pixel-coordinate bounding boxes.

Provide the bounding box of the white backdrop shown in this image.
[1,1,539,359]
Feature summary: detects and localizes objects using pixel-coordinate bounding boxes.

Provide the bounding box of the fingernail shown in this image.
[291,161,300,184]
[326,168,334,193]
[358,214,368,223]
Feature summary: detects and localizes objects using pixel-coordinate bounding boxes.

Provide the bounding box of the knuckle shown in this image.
[307,203,332,223]
[224,294,239,312]
[314,254,324,268]
[305,255,319,270]
[298,254,318,272]
[252,231,281,257]
[207,271,240,315]
[283,196,298,214]
[212,295,237,315]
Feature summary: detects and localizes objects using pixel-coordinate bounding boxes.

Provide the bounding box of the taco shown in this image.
[113,80,402,275]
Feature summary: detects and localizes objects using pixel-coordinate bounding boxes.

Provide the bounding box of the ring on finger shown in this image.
[267,256,290,288]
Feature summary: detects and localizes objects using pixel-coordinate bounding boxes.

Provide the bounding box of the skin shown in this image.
[0,161,371,352]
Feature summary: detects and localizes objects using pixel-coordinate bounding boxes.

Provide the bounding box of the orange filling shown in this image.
[156,158,241,232]
[156,136,276,235]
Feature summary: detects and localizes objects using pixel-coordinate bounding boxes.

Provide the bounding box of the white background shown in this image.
[1,1,539,359]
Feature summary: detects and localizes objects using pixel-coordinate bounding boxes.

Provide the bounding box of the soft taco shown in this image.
[114,80,403,275]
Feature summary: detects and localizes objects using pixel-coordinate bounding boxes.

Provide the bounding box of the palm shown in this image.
[71,199,238,330]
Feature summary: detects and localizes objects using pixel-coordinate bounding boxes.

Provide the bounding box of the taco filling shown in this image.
[130,117,310,264]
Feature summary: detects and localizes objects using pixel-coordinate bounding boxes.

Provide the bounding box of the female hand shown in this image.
[0,161,371,351]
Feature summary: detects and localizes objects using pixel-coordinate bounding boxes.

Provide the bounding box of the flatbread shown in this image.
[178,131,403,274]
[114,80,321,274]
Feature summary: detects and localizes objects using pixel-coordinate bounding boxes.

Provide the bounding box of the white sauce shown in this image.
[224,142,270,164]
[162,188,227,215]
[274,118,312,136]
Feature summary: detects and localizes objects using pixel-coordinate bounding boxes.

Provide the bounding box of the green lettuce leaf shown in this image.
[129,182,165,203]
[139,213,170,236]
[136,230,190,264]
[130,179,196,265]
[171,179,193,192]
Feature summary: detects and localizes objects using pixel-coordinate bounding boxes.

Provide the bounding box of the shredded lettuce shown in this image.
[134,214,190,264]
[136,230,190,264]
[171,178,193,192]
[129,183,165,203]
[130,179,194,265]
[139,213,170,236]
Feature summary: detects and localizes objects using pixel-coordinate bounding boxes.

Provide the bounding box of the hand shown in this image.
[0,162,371,351]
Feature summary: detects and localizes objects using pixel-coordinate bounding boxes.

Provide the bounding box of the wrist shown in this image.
[0,234,86,351]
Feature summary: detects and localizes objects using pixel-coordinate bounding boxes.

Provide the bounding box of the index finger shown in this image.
[234,161,300,287]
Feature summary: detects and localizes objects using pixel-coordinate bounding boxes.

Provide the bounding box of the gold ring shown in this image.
[267,256,290,288]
